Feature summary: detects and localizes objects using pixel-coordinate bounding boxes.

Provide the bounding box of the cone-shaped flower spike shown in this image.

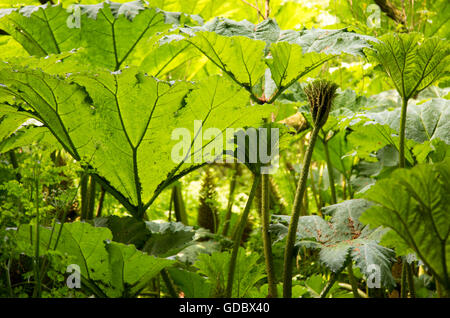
[304,79,338,129]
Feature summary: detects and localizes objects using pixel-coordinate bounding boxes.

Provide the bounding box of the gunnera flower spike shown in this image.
[304,79,338,129]
[283,79,339,298]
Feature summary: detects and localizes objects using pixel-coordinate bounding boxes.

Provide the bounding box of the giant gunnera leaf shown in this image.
[367,33,450,100]
[362,98,450,145]
[168,17,375,103]
[15,221,174,297]
[271,199,396,288]
[0,1,198,71]
[361,160,450,292]
[105,240,174,297]
[347,98,450,164]
[0,102,58,154]
[0,61,272,217]
[94,216,220,263]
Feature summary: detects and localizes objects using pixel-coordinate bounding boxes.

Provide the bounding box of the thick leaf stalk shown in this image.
[87,176,96,220]
[161,269,178,298]
[282,126,319,297]
[347,262,360,298]
[173,183,189,225]
[222,165,240,236]
[261,173,278,298]
[226,174,261,298]
[399,98,408,168]
[32,164,41,298]
[323,139,337,204]
[283,80,338,298]
[320,268,344,298]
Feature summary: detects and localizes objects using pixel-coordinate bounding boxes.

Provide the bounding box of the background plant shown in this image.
[0,0,448,299]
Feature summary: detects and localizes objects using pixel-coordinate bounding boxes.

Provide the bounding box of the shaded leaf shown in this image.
[142,221,195,257]
[105,240,174,297]
[361,160,450,290]
[168,268,211,298]
[271,199,396,287]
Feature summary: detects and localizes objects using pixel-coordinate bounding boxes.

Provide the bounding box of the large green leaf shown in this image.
[76,1,170,70]
[0,105,32,143]
[367,33,450,100]
[0,124,56,154]
[186,31,267,90]
[16,222,112,283]
[0,62,272,216]
[15,221,174,297]
[142,221,195,257]
[187,17,278,41]
[93,216,214,262]
[271,199,396,288]
[347,98,450,165]
[139,36,205,79]
[93,216,150,249]
[266,42,331,92]
[361,160,450,291]
[175,18,375,102]
[0,1,196,71]
[191,18,375,55]
[0,35,29,60]
[0,3,80,56]
[105,240,174,297]
[347,119,413,164]
[0,64,97,161]
[279,27,375,57]
[0,102,57,153]
[168,268,211,298]
[363,98,450,145]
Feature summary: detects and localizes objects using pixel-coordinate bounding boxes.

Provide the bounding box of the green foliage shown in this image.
[348,98,450,165]
[367,33,450,101]
[361,159,450,291]
[142,221,196,258]
[93,215,150,249]
[14,221,174,297]
[93,214,227,268]
[364,99,450,145]
[266,42,330,92]
[0,0,449,300]
[94,216,219,262]
[194,249,266,297]
[272,199,396,288]
[0,107,31,143]
[313,131,353,177]
[178,18,374,102]
[105,240,173,297]
[0,63,272,216]
[0,104,57,154]
[0,1,197,70]
[168,267,211,298]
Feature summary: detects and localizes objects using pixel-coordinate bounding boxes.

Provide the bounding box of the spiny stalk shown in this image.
[283,79,338,298]
[226,174,261,298]
[261,173,278,297]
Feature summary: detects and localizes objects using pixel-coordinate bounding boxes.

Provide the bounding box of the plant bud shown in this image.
[304,80,338,129]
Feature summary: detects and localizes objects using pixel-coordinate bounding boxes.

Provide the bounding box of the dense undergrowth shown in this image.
[0,0,449,298]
